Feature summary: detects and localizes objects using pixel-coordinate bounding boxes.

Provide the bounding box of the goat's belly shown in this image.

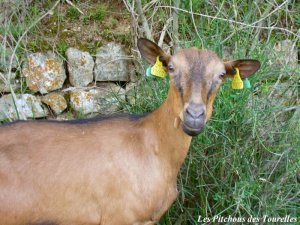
[0,184,176,225]
[0,169,176,225]
[0,183,101,225]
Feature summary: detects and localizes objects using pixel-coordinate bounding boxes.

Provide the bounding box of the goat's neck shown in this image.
[144,84,192,178]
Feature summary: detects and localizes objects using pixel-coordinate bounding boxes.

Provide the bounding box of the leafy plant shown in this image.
[66,6,79,20]
[56,40,68,57]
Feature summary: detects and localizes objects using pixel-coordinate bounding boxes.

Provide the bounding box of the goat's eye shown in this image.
[168,64,174,72]
[219,72,226,79]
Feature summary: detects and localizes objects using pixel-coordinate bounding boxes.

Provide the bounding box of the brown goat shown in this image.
[0,38,260,225]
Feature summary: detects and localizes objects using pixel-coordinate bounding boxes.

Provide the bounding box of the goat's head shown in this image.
[138,38,260,136]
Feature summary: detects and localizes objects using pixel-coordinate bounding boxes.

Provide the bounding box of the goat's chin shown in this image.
[181,123,205,136]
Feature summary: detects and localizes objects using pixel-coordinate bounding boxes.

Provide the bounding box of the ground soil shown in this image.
[27,0,132,56]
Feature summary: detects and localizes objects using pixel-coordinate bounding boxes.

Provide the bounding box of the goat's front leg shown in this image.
[151,187,178,223]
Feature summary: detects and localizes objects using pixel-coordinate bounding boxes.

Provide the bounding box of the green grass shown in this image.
[129,64,299,224]
[56,40,68,57]
[90,4,108,21]
[66,6,79,20]
[81,3,108,23]
[125,1,299,223]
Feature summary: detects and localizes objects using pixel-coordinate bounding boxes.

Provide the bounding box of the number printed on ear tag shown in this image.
[151,56,166,78]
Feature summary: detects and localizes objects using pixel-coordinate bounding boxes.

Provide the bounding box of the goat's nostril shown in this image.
[186,108,205,118]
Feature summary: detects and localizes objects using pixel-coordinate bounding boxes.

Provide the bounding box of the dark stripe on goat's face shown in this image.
[181,49,224,105]
[188,52,206,83]
[174,72,183,98]
[182,49,208,103]
[207,81,218,100]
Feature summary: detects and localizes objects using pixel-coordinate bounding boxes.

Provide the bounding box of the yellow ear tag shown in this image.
[151,56,166,78]
[232,68,244,90]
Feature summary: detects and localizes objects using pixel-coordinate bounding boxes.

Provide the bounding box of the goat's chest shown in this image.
[148,181,178,222]
[100,180,178,225]
[97,156,179,224]
[128,168,179,223]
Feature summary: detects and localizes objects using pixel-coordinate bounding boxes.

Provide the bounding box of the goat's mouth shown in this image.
[182,121,205,136]
[180,104,206,136]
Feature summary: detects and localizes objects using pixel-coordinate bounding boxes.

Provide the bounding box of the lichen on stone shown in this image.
[22,52,66,94]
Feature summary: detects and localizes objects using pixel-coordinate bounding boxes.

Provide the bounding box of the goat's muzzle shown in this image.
[182,104,206,136]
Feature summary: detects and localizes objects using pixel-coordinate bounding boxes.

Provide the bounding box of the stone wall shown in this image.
[0,42,136,121]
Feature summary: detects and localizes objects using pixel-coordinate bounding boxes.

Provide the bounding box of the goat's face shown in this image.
[138,38,260,136]
[168,48,225,136]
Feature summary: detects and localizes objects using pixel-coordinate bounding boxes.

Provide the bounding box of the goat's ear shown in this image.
[224,59,261,78]
[137,38,170,66]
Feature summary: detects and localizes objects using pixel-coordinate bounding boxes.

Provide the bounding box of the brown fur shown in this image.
[0,39,260,225]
